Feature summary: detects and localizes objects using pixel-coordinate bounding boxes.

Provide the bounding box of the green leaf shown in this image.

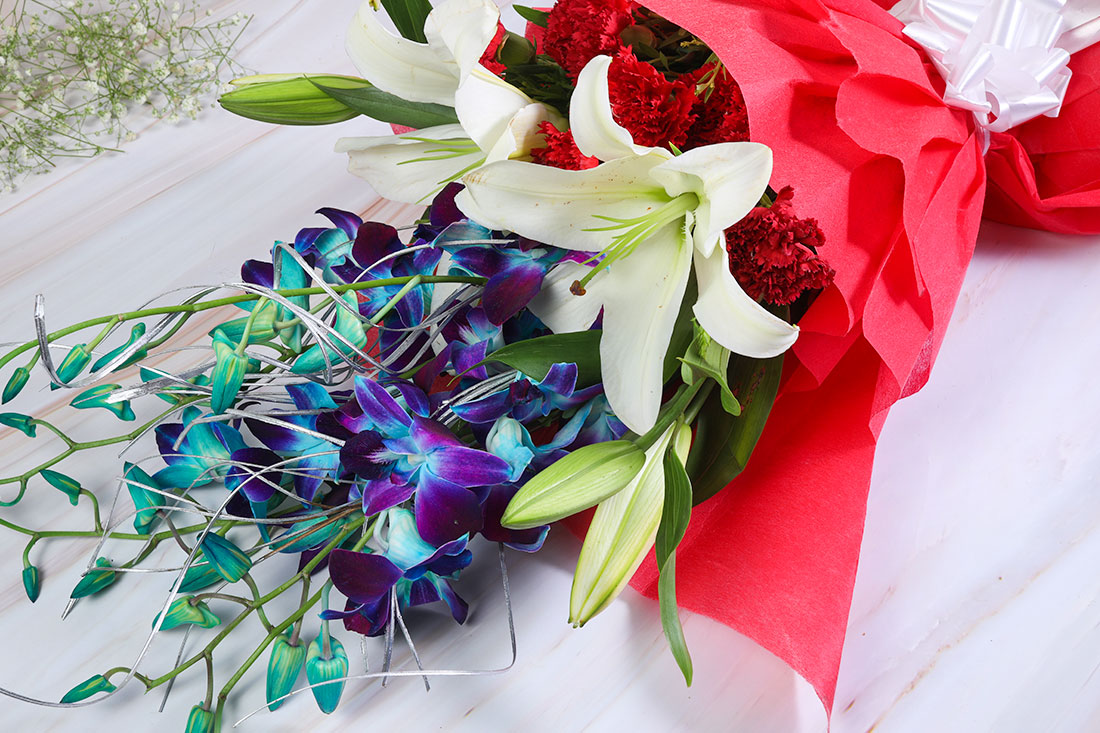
[679,322,740,416]
[219,74,366,125]
[655,439,692,567]
[513,5,550,27]
[60,673,116,703]
[380,0,434,43]
[686,353,784,505]
[484,330,602,386]
[501,440,645,529]
[658,552,693,686]
[662,278,697,383]
[312,80,460,129]
[41,468,81,506]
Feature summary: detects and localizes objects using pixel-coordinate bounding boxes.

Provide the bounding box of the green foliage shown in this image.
[513,5,550,27]
[379,0,434,43]
[311,80,460,129]
[484,330,602,386]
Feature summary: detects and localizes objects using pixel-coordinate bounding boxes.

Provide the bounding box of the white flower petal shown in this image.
[454,65,537,153]
[336,125,484,204]
[692,246,798,358]
[527,261,607,333]
[345,0,458,105]
[570,55,657,161]
[600,222,693,434]
[483,103,558,162]
[423,0,500,80]
[651,142,773,256]
[456,152,673,251]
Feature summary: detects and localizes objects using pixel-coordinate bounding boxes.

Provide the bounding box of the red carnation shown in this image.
[607,49,697,151]
[479,22,508,76]
[542,0,637,79]
[725,187,834,306]
[682,62,750,147]
[529,122,599,170]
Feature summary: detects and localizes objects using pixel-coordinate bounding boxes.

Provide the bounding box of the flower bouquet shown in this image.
[2,0,1100,729]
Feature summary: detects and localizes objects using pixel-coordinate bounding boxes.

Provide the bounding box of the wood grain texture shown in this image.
[1,2,1099,732]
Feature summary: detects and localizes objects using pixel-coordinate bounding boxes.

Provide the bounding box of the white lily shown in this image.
[336,0,559,203]
[455,55,798,434]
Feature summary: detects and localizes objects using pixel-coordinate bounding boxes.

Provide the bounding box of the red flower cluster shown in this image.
[682,63,750,147]
[479,22,508,76]
[541,0,638,79]
[529,122,599,170]
[606,50,697,150]
[725,188,834,305]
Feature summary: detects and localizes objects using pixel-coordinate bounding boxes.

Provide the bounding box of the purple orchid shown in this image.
[450,362,603,426]
[337,376,511,545]
[322,508,472,636]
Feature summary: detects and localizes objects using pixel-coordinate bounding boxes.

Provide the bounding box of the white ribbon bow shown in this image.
[890,0,1100,134]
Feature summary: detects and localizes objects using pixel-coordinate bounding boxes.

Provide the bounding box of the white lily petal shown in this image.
[455,65,537,153]
[484,103,561,162]
[423,0,500,80]
[456,152,673,252]
[692,246,798,358]
[569,423,675,625]
[527,261,607,334]
[600,222,693,434]
[345,0,458,105]
[570,55,658,161]
[651,142,773,257]
[336,125,485,204]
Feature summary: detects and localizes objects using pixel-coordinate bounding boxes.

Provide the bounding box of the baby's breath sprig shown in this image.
[0,0,251,191]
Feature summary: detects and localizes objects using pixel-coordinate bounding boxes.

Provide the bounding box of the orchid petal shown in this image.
[600,222,693,434]
[527,261,606,334]
[345,0,457,105]
[336,125,485,205]
[427,445,512,486]
[423,0,500,80]
[456,153,672,252]
[570,55,658,161]
[354,377,413,434]
[692,247,798,358]
[651,142,773,257]
[328,549,402,604]
[415,473,483,545]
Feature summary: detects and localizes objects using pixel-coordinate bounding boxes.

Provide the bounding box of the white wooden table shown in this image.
[2,2,1100,731]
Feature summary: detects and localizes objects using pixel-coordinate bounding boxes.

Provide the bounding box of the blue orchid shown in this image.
[450,362,603,425]
[441,306,504,381]
[155,407,247,490]
[337,376,510,545]
[322,508,471,636]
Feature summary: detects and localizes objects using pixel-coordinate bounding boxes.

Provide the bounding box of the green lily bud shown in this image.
[497,32,535,66]
[199,533,252,583]
[123,462,164,535]
[569,425,679,627]
[210,330,250,415]
[185,703,216,733]
[501,440,646,530]
[22,565,40,603]
[70,557,117,598]
[60,673,116,703]
[41,468,82,506]
[154,596,221,630]
[0,412,36,437]
[2,366,30,403]
[305,636,348,714]
[266,632,307,711]
[51,344,90,389]
[219,74,367,125]
[91,323,148,372]
[179,562,223,593]
[71,384,136,421]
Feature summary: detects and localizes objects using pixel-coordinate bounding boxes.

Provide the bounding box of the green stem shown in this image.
[634,380,704,452]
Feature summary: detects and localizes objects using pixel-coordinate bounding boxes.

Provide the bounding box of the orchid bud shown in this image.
[2,367,29,403]
[210,329,249,415]
[305,635,348,714]
[0,412,36,437]
[199,533,252,583]
[185,703,215,733]
[154,596,221,631]
[22,565,40,603]
[91,322,148,372]
[71,384,136,421]
[70,557,117,599]
[123,462,164,535]
[41,469,82,506]
[501,440,646,530]
[60,674,116,703]
[179,562,223,593]
[219,74,366,125]
[51,344,90,389]
[266,632,307,711]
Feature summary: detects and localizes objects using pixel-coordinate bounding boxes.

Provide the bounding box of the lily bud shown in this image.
[497,32,535,66]
[0,412,36,437]
[199,533,252,583]
[185,703,215,733]
[123,462,164,535]
[501,440,645,530]
[2,367,29,403]
[154,596,221,630]
[60,673,116,703]
[266,632,307,711]
[569,425,679,626]
[70,557,117,599]
[22,565,40,603]
[305,635,348,714]
[219,74,367,126]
